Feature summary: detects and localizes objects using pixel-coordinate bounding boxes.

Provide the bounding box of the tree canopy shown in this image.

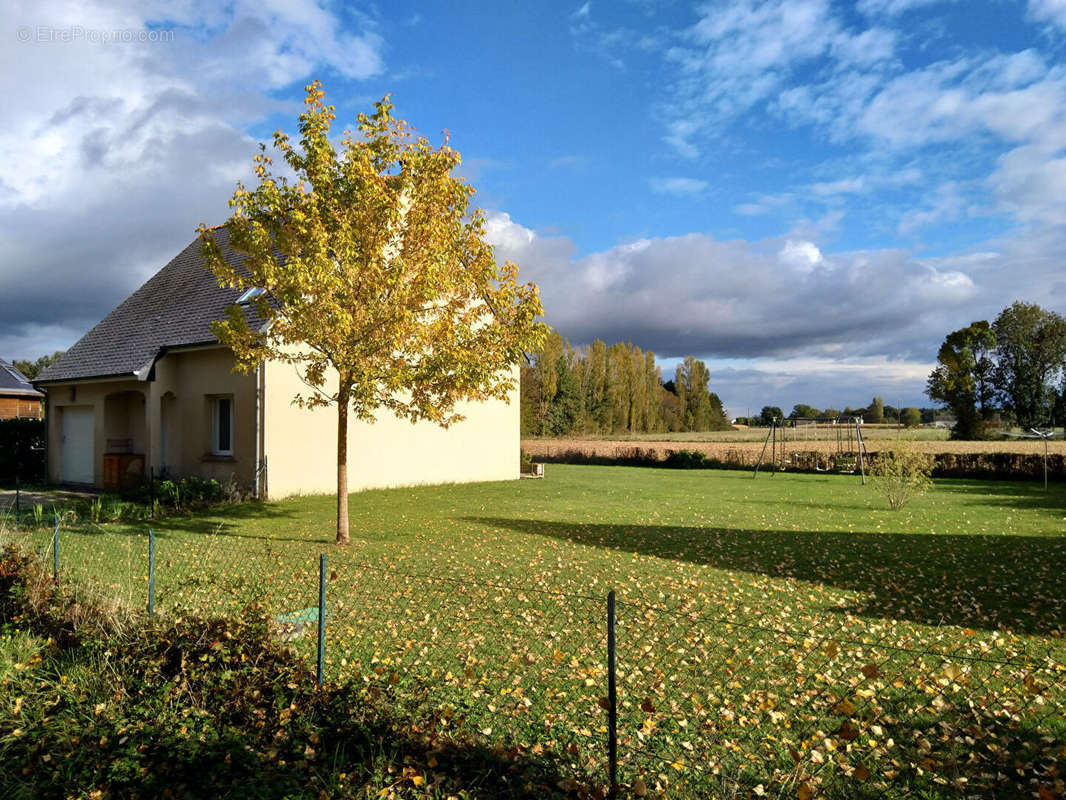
[992,302,1066,429]
[925,303,1066,436]
[926,320,996,439]
[789,403,821,420]
[759,406,784,426]
[12,351,64,380]
[200,82,544,544]
[520,332,730,435]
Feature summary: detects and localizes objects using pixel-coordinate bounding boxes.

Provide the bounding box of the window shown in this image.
[211,396,233,456]
[237,287,265,304]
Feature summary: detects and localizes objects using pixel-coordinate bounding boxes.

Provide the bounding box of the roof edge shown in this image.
[34,372,140,387]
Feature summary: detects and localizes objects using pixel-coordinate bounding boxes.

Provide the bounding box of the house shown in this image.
[35,229,520,495]
[0,359,43,419]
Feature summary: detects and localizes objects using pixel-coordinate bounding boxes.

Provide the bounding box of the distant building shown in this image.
[0,359,43,419]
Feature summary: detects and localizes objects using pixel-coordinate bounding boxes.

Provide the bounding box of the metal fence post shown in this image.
[317,553,326,689]
[607,589,618,797]
[52,513,59,583]
[147,528,155,617]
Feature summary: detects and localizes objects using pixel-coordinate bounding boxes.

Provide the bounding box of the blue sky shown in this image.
[3,0,1066,416]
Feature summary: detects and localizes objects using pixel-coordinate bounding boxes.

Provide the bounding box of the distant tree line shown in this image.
[12,351,63,380]
[927,301,1066,439]
[736,399,931,428]
[521,330,731,435]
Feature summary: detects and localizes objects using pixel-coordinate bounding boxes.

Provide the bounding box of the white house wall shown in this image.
[261,357,520,498]
[45,347,258,489]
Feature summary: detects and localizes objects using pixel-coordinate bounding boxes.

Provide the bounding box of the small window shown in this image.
[237,287,265,304]
[211,396,233,456]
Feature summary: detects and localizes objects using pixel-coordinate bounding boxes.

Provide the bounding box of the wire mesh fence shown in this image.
[2,516,1063,798]
[323,559,608,782]
[615,599,1066,798]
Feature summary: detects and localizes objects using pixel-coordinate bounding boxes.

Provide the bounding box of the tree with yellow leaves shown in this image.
[199,82,545,545]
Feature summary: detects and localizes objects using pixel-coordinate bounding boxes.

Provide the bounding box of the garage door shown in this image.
[61,406,94,484]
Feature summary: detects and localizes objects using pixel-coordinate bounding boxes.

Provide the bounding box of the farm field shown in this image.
[523,435,1066,466]
[3,465,1065,798]
[532,424,957,444]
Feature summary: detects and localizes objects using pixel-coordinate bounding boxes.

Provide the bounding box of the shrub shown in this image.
[901,407,922,428]
[0,418,45,484]
[128,476,226,513]
[664,449,708,469]
[871,445,935,510]
[0,545,582,799]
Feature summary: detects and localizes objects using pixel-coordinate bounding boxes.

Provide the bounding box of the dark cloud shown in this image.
[487,210,1066,413]
[0,1,384,361]
[488,212,980,361]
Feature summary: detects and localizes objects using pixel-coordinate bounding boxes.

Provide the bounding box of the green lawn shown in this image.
[4,466,1065,798]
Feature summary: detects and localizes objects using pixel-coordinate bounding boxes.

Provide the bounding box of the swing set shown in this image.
[752,417,871,484]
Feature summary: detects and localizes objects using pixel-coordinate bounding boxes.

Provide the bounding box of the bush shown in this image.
[901,407,922,428]
[871,445,935,510]
[128,476,225,512]
[0,418,45,484]
[664,449,708,469]
[0,545,583,799]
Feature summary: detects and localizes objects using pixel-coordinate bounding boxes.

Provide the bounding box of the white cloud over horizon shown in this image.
[485,200,1066,411]
[486,211,979,362]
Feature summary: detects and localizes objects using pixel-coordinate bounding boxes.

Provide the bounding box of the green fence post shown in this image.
[317,553,326,689]
[147,528,155,617]
[607,589,618,797]
[52,513,59,583]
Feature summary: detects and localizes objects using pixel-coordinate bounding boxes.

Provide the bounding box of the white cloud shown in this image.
[857,0,955,16]
[661,0,896,156]
[810,177,868,197]
[706,355,937,417]
[733,192,794,216]
[897,181,968,235]
[649,177,708,196]
[1028,0,1066,29]
[778,239,824,272]
[485,211,978,362]
[485,211,536,251]
[853,52,1064,149]
[0,0,385,358]
[989,145,1066,226]
[649,2,1066,242]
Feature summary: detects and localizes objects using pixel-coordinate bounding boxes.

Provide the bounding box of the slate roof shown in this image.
[37,228,268,384]
[0,359,43,397]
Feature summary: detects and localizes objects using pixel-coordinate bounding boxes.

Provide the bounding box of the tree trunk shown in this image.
[336,380,351,546]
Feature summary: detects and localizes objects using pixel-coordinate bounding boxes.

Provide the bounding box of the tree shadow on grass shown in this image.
[934,477,1066,515]
[149,501,329,543]
[466,516,1066,636]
